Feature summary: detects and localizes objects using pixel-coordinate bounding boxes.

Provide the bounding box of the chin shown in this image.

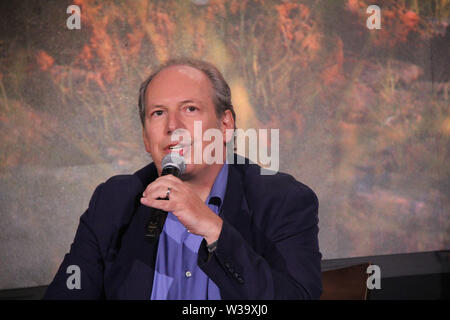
[179,163,202,180]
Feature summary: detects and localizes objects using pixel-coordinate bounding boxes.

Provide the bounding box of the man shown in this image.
[44,58,322,299]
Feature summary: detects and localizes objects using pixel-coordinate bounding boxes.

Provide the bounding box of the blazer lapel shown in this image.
[221,162,253,245]
[105,164,161,300]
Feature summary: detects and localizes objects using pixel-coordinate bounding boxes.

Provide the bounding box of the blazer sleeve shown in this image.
[197,181,322,300]
[43,183,106,299]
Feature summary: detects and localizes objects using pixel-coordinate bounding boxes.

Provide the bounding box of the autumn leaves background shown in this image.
[0,0,448,288]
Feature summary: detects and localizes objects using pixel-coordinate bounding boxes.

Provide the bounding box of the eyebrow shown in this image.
[148,99,202,109]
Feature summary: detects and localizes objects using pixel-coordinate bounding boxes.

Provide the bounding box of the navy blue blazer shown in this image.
[44,157,322,299]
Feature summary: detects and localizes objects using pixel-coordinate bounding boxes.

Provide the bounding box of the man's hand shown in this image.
[140,175,223,245]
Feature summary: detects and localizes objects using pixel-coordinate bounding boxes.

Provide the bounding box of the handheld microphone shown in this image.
[145,152,186,239]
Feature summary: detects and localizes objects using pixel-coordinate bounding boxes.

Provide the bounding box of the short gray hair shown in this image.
[138,58,236,128]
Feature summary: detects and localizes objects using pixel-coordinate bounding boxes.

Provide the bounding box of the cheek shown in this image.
[143,129,159,151]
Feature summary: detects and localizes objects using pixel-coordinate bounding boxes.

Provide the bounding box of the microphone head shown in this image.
[161,152,186,176]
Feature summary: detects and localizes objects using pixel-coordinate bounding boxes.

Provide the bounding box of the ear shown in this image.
[221,109,235,144]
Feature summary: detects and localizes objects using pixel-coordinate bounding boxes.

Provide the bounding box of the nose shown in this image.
[166,110,182,134]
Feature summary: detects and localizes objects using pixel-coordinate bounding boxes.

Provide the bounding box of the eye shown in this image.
[185,105,198,112]
[151,110,164,117]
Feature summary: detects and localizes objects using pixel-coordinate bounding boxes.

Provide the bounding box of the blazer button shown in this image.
[233,272,240,279]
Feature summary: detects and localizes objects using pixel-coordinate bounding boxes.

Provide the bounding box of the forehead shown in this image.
[145,65,213,106]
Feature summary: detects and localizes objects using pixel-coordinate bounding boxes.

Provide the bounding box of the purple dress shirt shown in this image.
[150,164,228,300]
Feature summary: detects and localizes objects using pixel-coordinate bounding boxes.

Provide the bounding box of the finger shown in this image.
[142,174,182,195]
[155,174,182,185]
[143,177,176,197]
[144,184,173,200]
[160,173,182,181]
[141,196,173,212]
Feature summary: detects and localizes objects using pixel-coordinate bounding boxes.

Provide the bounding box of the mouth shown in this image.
[165,143,188,156]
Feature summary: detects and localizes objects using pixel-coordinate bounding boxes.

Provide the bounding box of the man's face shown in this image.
[142,65,233,177]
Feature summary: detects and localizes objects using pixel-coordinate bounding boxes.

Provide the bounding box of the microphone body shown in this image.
[145,153,185,239]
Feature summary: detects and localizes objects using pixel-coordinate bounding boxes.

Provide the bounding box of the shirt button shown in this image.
[185,271,192,278]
